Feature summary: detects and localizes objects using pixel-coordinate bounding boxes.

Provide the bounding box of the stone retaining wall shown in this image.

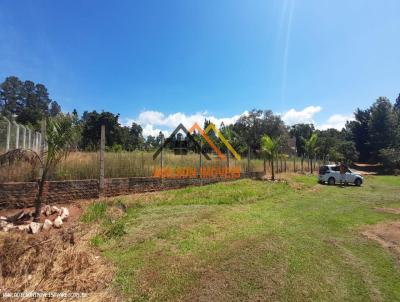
[0,172,263,210]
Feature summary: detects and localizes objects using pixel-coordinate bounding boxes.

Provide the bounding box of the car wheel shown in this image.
[328,177,335,185]
[354,178,362,186]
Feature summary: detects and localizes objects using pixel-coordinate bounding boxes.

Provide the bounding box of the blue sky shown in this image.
[1,0,399,135]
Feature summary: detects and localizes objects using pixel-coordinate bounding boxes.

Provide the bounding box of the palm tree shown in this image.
[261,135,280,180]
[0,114,78,221]
[304,133,318,174]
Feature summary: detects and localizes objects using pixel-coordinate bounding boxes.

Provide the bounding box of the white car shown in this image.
[318,164,363,186]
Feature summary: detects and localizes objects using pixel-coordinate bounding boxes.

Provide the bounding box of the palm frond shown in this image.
[261,135,280,159]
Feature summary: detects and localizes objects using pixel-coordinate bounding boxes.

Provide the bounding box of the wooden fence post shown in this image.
[99,124,105,195]
[293,157,296,173]
[160,136,164,181]
[39,120,46,179]
[199,140,202,177]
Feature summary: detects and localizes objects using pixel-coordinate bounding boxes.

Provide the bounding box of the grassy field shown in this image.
[83,175,400,301]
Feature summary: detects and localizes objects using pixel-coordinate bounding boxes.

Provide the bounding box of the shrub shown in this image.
[379,148,400,172]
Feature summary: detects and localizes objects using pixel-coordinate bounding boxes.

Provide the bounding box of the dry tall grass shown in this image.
[0,151,318,182]
[0,224,119,302]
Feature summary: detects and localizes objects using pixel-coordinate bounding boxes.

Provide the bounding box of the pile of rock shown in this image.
[0,205,70,234]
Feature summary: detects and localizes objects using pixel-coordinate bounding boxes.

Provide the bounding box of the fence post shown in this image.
[14,122,19,149]
[247,147,251,173]
[39,120,46,179]
[226,147,230,169]
[5,117,10,151]
[22,125,26,149]
[199,139,202,177]
[99,124,105,195]
[27,128,31,149]
[160,136,164,181]
[293,157,296,172]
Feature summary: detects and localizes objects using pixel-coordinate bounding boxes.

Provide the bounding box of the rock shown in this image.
[0,220,7,228]
[51,206,61,215]
[29,222,42,234]
[0,216,7,221]
[2,223,15,232]
[42,205,52,216]
[53,216,63,228]
[17,224,30,232]
[60,207,69,221]
[43,219,53,231]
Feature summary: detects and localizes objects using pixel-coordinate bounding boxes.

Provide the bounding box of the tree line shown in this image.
[1,76,399,170]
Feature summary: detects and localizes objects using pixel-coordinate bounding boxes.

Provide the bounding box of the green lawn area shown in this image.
[83,175,400,301]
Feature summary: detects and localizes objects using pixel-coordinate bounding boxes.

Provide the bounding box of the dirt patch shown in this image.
[0,202,120,302]
[374,208,400,215]
[362,222,400,261]
[0,201,86,228]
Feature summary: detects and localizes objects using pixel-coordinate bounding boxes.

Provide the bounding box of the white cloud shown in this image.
[281,106,322,125]
[318,114,354,130]
[123,106,353,137]
[123,110,247,137]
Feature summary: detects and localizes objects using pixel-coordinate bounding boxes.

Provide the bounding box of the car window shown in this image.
[331,166,340,172]
[319,166,329,174]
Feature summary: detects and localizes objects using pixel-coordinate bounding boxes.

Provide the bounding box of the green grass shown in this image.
[84,175,400,301]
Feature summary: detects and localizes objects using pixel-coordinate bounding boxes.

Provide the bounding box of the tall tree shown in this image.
[0,76,23,117]
[0,76,61,129]
[80,111,122,150]
[50,101,61,117]
[368,97,397,160]
[346,108,371,162]
[289,123,315,156]
[233,109,288,154]
[144,135,157,150]
[17,82,52,128]
[394,93,400,112]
